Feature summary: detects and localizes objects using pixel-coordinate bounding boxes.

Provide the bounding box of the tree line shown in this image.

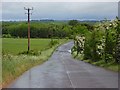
[2,20,92,39]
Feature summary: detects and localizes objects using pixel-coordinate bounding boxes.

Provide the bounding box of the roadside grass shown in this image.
[2,38,69,88]
[2,47,53,87]
[72,51,119,72]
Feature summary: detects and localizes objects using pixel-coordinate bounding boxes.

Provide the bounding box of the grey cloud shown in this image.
[2,2,118,20]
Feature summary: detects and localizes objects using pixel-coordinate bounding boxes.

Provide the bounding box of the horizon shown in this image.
[1,18,116,22]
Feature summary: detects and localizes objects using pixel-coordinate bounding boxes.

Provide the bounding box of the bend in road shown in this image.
[8,41,118,88]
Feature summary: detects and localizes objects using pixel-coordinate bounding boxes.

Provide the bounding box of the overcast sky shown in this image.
[2,2,118,21]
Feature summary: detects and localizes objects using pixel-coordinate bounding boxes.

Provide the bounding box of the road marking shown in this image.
[67,71,87,73]
[61,54,75,89]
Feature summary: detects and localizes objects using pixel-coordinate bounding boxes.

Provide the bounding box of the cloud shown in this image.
[2,2,118,20]
[2,0,119,2]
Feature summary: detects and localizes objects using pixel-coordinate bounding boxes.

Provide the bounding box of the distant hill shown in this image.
[31,19,54,22]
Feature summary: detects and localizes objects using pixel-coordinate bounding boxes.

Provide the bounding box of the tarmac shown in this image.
[8,41,118,88]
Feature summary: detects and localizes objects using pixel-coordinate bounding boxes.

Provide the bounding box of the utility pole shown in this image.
[24,7,33,51]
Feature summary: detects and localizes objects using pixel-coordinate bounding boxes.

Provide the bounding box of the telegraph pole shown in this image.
[24,7,33,51]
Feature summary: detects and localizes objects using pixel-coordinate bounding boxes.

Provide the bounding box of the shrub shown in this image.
[49,39,59,47]
[18,50,41,56]
[2,34,12,38]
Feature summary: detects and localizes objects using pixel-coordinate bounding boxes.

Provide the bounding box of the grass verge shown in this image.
[2,39,69,88]
[72,51,119,72]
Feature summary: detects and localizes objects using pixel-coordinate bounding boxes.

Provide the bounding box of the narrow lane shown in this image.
[8,41,118,88]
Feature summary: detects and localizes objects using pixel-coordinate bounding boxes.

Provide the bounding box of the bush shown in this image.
[49,39,59,47]
[19,50,41,56]
[2,34,12,38]
[72,18,119,64]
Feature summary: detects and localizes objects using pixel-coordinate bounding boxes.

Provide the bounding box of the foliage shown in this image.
[49,39,59,47]
[72,17,119,66]
[2,21,88,39]
[2,34,12,38]
[68,20,79,26]
[18,50,41,56]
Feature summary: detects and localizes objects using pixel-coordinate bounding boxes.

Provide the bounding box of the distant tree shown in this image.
[68,20,79,26]
[81,23,94,31]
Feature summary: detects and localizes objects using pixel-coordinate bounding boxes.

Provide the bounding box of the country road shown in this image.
[8,41,118,88]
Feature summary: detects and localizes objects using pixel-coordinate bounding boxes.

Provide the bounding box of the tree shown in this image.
[115,17,120,63]
[68,20,79,26]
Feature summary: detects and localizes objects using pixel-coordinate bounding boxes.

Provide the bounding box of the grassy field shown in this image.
[2,38,52,54]
[2,38,68,88]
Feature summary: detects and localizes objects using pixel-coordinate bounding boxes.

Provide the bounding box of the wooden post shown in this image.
[24,7,33,51]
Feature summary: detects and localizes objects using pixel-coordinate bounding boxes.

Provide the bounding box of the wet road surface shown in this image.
[8,41,118,88]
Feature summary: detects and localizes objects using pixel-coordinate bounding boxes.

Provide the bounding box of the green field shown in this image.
[2,38,57,54]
